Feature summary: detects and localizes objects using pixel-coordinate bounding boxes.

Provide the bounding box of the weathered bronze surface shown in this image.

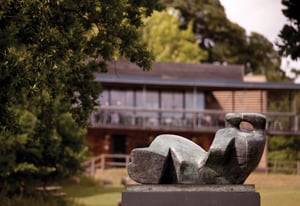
[128,113,266,184]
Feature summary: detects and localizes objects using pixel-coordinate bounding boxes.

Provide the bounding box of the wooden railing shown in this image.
[267,160,300,175]
[83,154,130,175]
[88,107,299,134]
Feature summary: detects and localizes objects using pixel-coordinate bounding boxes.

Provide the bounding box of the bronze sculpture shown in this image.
[128,113,266,184]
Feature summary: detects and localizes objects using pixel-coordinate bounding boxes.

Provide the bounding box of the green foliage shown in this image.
[268,136,300,161]
[141,9,207,63]
[246,32,282,80]
[160,0,282,80]
[161,0,246,63]
[0,0,161,194]
[277,0,300,60]
[0,193,81,206]
[268,92,300,162]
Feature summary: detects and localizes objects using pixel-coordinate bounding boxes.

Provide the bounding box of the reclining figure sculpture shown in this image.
[128,113,266,184]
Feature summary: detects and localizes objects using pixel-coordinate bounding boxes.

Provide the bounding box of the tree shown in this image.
[277,0,300,60]
[0,0,161,194]
[141,8,207,63]
[246,32,282,80]
[161,0,247,63]
[160,0,282,80]
[267,0,300,163]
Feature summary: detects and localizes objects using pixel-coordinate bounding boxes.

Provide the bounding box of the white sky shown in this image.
[219,0,300,82]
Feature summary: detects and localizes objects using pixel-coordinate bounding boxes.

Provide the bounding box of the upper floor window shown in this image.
[98,89,134,107]
[185,91,205,110]
[98,88,204,111]
[161,91,183,118]
[98,90,109,106]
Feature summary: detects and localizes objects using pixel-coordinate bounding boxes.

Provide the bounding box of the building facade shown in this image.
[86,60,300,170]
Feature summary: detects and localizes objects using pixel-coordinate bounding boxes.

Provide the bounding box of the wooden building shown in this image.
[86,60,300,170]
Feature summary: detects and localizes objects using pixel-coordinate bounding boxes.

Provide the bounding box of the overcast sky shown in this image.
[220,0,285,43]
[219,0,300,82]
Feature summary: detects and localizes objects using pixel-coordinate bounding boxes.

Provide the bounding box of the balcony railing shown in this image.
[88,106,299,135]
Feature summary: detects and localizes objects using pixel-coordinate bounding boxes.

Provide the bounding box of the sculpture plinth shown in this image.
[122,185,260,206]
[122,113,265,206]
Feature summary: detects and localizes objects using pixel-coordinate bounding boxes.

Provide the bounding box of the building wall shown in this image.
[86,128,214,156]
[213,75,267,113]
[86,74,269,171]
[212,90,267,113]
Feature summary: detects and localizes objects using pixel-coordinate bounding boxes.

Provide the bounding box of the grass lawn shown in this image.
[61,169,126,206]
[62,169,300,206]
[246,173,300,206]
[259,188,300,206]
[74,188,123,206]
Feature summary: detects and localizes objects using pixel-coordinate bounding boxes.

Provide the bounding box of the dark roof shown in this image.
[94,60,300,91]
[95,74,300,91]
[106,60,244,81]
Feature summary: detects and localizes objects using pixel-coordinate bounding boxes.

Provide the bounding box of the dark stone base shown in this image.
[122,185,260,206]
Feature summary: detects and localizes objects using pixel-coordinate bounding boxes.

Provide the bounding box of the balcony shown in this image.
[88,106,299,135]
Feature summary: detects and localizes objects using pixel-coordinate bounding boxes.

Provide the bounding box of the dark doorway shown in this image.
[112,134,127,154]
[112,134,127,165]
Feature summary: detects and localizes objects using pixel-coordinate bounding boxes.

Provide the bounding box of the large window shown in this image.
[136,90,159,123]
[110,90,134,107]
[97,88,205,126]
[184,91,204,110]
[99,89,204,110]
[161,91,183,119]
[196,92,205,110]
[184,91,205,124]
[146,90,159,109]
[98,90,109,106]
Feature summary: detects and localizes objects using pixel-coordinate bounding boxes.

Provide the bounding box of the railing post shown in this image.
[272,160,277,173]
[193,113,197,129]
[91,158,95,175]
[101,154,105,170]
[294,116,298,132]
[125,155,130,168]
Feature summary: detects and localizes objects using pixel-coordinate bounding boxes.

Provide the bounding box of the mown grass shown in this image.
[61,169,300,206]
[72,188,123,206]
[66,170,300,206]
[3,170,299,206]
[246,173,300,206]
[64,183,123,206]
[259,188,300,206]
[0,193,81,206]
[61,172,125,206]
[0,170,125,206]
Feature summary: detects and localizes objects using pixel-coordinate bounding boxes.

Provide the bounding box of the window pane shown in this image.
[196,92,204,110]
[135,90,144,108]
[184,91,194,119]
[184,91,204,110]
[185,92,194,110]
[161,91,183,118]
[124,90,134,107]
[98,90,109,106]
[146,91,159,109]
[146,90,159,126]
[110,90,123,106]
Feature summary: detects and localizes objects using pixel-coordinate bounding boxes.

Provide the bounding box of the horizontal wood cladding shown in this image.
[213,90,267,113]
